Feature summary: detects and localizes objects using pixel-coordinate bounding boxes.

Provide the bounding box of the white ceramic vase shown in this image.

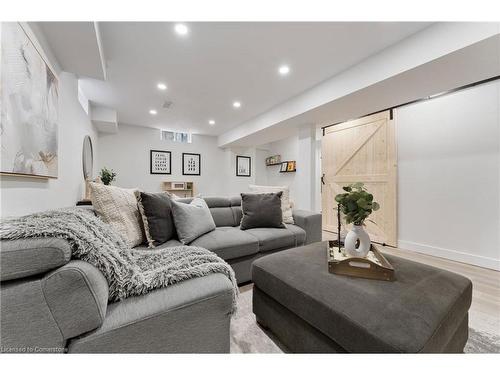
[344,225,371,257]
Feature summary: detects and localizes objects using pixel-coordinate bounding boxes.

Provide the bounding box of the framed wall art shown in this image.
[236,155,251,177]
[150,150,172,174]
[182,153,201,175]
[1,23,59,178]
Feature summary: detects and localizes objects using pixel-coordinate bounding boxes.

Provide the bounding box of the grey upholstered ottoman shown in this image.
[252,241,472,353]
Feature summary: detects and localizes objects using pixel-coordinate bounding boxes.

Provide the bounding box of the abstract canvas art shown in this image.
[0,22,59,178]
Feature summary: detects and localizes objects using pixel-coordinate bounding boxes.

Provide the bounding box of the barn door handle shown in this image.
[321,174,325,185]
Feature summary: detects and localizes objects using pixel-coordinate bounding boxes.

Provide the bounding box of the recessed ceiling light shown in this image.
[278,65,290,76]
[174,23,189,36]
[157,83,167,90]
[208,120,215,125]
[149,109,157,115]
[233,101,241,108]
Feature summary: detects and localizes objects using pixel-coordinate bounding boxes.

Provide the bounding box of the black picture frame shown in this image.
[150,150,172,175]
[182,153,201,175]
[236,155,251,177]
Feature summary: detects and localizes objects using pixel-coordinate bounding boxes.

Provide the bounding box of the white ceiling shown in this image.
[52,22,431,135]
[36,22,106,80]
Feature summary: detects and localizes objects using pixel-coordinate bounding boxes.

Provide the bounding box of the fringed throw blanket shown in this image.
[0,208,238,312]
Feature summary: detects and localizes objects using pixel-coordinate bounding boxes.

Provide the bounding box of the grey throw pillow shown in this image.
[136,192,176,248]
[171,197,216,244]
[240,192,286,230]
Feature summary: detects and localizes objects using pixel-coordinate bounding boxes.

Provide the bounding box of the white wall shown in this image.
[261,125,321,211]
[97,124,256,197]
[1,72,99,217]
[396,81,500,270]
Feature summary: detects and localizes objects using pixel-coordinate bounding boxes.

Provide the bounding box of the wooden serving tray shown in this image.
[327,241,395,281]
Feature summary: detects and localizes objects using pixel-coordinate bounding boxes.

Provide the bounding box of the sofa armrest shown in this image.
[292,210,322,244]
[0,238,72,282]
[42,260,109,340]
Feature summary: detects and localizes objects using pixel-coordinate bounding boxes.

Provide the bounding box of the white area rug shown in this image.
[230,286,500,353]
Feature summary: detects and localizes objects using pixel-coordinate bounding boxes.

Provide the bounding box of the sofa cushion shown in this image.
[240,192,285,230]
[134,239,183,251]
[245,226,305,252]
[136,192,175,248]
[0,238,71,281]
[67,273,233,353]
[89,183,144,247]
[190,227,259,260]
[171,198,216,244]
[285,224,307,245]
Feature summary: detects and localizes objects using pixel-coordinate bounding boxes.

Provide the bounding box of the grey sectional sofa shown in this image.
[0,196,321,353]
[158,196,322,283]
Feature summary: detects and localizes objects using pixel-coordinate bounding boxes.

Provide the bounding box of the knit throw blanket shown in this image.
[0,208,238,312]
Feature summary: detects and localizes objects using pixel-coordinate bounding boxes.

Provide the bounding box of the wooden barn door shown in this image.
[321,111,397,246]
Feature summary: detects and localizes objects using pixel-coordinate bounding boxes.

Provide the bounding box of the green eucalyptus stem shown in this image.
[335,182,380,227]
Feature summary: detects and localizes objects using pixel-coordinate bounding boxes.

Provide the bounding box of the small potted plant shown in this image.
[335,182,379,257]
[99,167,117,186]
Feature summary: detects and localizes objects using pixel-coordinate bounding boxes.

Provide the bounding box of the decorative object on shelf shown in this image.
[327,242,394,281]
[182,153,201,175]
[99,167,117,186]
[279,160,296,173]
[162,181,194,197]
[82,136,94,200]
[265,155,281,166]
[170,182,186,190]
[236,155,251,177]
[335,182,380,257]
[150,150,171,174]
[0,23,59,179]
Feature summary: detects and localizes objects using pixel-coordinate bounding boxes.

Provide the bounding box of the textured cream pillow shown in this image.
[89,183,144,247]
[248,184,294,224]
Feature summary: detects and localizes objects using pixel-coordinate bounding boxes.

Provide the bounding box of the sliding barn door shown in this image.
[321,111,397,246]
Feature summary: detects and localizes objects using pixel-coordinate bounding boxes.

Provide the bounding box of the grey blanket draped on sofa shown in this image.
[0,208,238,312]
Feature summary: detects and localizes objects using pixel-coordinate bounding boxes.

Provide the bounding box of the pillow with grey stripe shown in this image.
[171,198,216,244]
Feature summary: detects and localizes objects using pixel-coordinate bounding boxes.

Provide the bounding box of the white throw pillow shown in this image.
[89,183,145,247]
[248,184,294,224]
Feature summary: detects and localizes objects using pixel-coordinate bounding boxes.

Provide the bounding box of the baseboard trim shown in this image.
[397,240,500,271]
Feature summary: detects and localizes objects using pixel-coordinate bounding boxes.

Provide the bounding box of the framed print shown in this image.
[150,150,171,174]
[236,156,251,177]
[280,162,288,172]
[287,161,296,171]
[182,153,201,175]
[1,23,59,178]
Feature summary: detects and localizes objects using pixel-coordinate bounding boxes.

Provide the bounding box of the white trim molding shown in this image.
[398,240,500,271]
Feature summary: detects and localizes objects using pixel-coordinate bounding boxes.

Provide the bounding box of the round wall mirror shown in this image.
[82,135,93,179]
